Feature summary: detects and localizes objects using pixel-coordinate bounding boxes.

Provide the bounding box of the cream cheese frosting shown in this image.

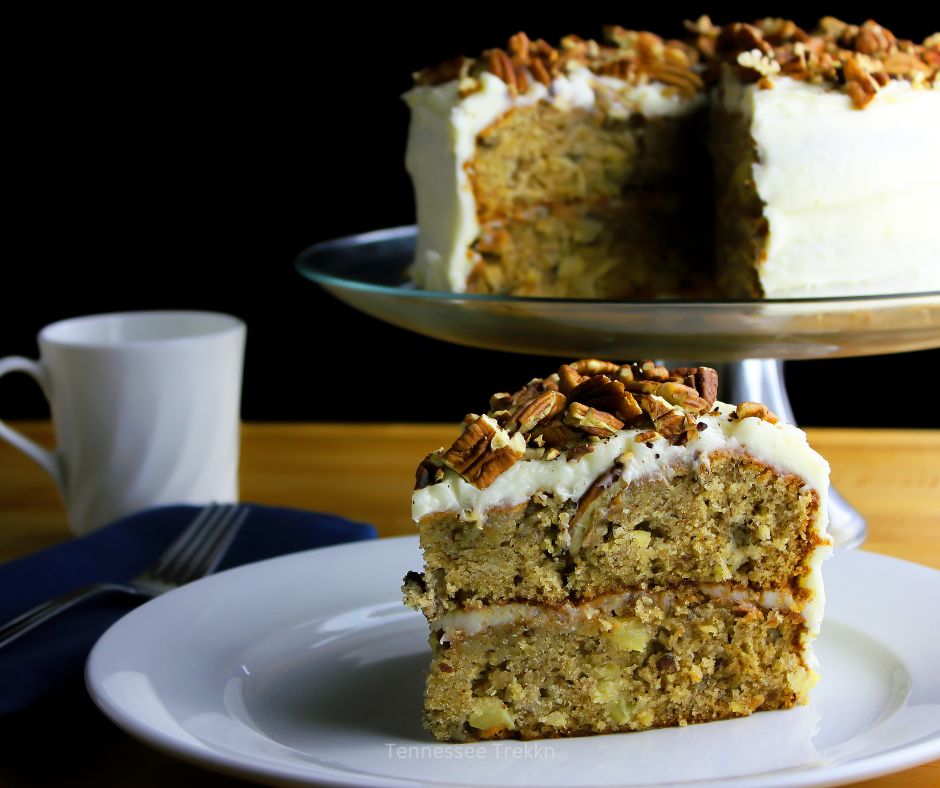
[403,68,704,292]
[412,400,827,523]
[431,583,800,642]
[721,75,940,297]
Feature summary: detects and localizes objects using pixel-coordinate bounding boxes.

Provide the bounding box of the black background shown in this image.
[3,4,938,427]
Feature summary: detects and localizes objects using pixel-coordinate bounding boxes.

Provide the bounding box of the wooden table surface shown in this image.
[1,422,938,787]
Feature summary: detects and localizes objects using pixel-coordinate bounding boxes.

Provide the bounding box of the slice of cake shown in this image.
[404,359,831,742]
[404,18,940,299]
[404,29,712,298]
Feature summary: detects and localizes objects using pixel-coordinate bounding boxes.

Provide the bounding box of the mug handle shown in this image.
[0,356,64,491]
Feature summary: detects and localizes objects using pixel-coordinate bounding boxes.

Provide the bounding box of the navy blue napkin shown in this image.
[0,503,376,714]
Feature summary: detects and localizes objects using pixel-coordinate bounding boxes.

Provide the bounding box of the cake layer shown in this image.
[421,589,812,741]
[468,198,693,297]
[414,449,822,615]
[469,101,704,216]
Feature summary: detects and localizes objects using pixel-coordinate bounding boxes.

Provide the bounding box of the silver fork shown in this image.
[0,503,250,649]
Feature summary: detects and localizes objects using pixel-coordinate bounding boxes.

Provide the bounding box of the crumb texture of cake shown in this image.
[415,451,821,611]
[405,18,940,298]
[422,592,810,742]
[404,360,831,742]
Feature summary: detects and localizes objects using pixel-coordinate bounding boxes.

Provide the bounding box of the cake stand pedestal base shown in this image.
[722,359,867,549]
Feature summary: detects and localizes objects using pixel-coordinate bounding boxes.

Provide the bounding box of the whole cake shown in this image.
[404,360,831,741]
[404,18,940,298]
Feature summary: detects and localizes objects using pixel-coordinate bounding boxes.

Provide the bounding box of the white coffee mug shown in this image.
[0,311,246,535]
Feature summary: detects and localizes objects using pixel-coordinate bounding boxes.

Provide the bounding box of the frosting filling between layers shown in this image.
[432,582,801,642]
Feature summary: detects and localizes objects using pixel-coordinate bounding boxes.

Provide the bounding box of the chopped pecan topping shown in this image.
[413,27,706,98]
[695,16,938,107]
[416,17,937,107]
[417,360,784,490]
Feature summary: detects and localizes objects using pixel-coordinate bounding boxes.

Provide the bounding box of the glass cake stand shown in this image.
[296,225,940,549]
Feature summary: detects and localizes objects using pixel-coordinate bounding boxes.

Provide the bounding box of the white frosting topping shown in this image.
[413,400,831,634]
[404,68,703,292]
[722,75,940,297]
[412,400,826,522]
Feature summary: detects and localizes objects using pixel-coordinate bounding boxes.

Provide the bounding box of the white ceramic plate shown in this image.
[87,537,940,788]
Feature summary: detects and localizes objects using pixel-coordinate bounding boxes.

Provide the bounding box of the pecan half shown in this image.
[570,359,621,376]
[565,402,624,437]
[716,23,773,57]
[485,48,518,92]
[414,456,442,490]
[883,51,931,75]
[648,62,704,96]
[557,364,587,396]
[441,416,496,475]
[621,379,661,395]
[655,382,708,413]
[854,20,896,55]
[569,375,642,420]
[534,421,581,448]
[441,415,526,488]
[568,465,623,555]
[636,393,673,421]
[639,361,671,381]
[469,440,527,488]
[735,401,779,423]
[692,367,719,409]
[844,56,879,108]
[510,390,567,433]
[654,410,697,443]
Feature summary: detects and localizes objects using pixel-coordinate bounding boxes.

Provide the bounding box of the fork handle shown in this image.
[0,582,143,649]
